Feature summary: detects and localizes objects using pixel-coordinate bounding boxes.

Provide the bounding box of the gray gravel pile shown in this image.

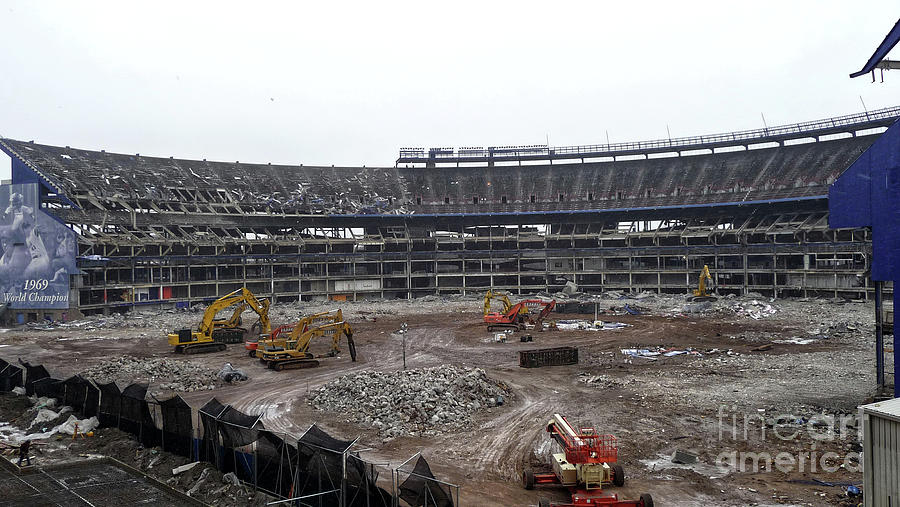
[309,365,509,438]
[80,356,221,392]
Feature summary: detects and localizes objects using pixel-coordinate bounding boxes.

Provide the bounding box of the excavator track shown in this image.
[179,342,227,355]
[269,359,320,371]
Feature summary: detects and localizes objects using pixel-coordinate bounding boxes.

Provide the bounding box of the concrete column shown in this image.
[875,281,885,390]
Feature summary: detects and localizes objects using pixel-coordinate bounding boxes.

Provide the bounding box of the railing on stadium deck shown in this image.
[397,105,900,162]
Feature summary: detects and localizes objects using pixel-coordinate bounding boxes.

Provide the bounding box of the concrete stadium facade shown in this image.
[1,107,897,317]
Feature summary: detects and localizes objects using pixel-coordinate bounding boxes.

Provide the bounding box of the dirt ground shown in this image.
[0,295,887,506]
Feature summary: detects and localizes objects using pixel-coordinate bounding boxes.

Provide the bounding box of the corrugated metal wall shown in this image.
[865,413,900,507]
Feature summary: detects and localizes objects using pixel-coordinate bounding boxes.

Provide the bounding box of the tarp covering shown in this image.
[97,382,121,426]
[120,383,159,446]
[255,431,298,498]
[20,361,49,395]
[63,375,91,414]
[0,360,23,392]
[159,395,193,458]
[399,456,455,507]
[32,377,64,399]
[218,405,261,448]
[300,423,354,453]
[199,398,228,468]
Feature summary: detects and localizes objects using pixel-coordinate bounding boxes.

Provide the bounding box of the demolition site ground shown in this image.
[0,294,888,506]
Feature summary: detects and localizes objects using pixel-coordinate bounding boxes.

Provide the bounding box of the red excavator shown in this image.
[524,414,654,507]
[484,297,556,332]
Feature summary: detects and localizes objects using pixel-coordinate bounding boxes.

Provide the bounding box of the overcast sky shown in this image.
[1,1,898,176]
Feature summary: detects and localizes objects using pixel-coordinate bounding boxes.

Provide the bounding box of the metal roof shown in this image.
[860,397,900,423]
[850,18,900,78]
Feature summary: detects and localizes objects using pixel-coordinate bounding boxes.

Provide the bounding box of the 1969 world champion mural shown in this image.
[0,183,77,309]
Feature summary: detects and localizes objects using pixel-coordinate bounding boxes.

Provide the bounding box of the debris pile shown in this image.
[620,347,704,362]
[556,320,629,331]
[727,299,777,320]
[309,365,509,438]
[80,356,221,392]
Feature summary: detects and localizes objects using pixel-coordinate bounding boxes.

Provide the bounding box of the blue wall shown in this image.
[829,120,900,395]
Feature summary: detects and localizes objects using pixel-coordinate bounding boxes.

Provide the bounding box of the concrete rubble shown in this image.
[80,355,221,392]
[309,365,510,438]
[556,320,629,331]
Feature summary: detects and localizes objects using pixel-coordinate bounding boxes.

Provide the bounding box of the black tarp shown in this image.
[294,424,355,507]
[83,381,100,418]
[63,375,91,414]
[199,398,227,469]
[20,361,49,395]
[217,405,261,480]
[97,382,122,427]
[399,456,454,507]
[32,377,64,399]
[159,395,193,458]
[0,360,23,392]
[346,454,393,507]
[218,406,261,447]
[255,431,298,498]
[120,383,159,446]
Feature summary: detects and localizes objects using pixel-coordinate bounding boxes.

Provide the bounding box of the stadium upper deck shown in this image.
[0,107,895,223]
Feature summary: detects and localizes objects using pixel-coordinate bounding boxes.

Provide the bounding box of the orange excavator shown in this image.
[484,295,556,332]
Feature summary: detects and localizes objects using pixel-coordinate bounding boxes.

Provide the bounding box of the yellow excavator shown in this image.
[250,309,345,358]
[168,288,272,354]
[259,321,357,371]
[484,289,529,317]
[689,265,717,302]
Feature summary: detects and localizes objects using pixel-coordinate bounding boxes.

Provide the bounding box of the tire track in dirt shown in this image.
[465,372,556,481]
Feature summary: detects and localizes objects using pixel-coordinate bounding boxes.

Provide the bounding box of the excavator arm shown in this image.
[198,288,271,338]
[212,302,248,330]
[484,290,513,316]
[287,309,345,341]
[535,299,556,325]
[253,309,346,357]
[292,321,354,357]
[484,289,527,317]
[694,265,714,297]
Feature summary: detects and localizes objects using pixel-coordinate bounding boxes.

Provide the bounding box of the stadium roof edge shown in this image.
[397,105,900,165]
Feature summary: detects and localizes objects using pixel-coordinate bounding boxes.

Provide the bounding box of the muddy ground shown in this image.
[0,295,889,506]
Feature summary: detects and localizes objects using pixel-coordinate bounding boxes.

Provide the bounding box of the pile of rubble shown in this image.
[309,365,509,438]
[80,356,221,392]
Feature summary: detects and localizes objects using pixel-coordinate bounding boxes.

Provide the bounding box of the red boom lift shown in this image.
[523,414,654,507]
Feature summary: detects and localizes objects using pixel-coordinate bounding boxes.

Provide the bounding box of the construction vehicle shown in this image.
[259,321,357,371]
[245,309,344,357]
[167,288,271,354]
[483,289,528,317]
[484,298,556,332]
[688,264,717,302]
[212,302,251,343]
[523,414,653,507]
